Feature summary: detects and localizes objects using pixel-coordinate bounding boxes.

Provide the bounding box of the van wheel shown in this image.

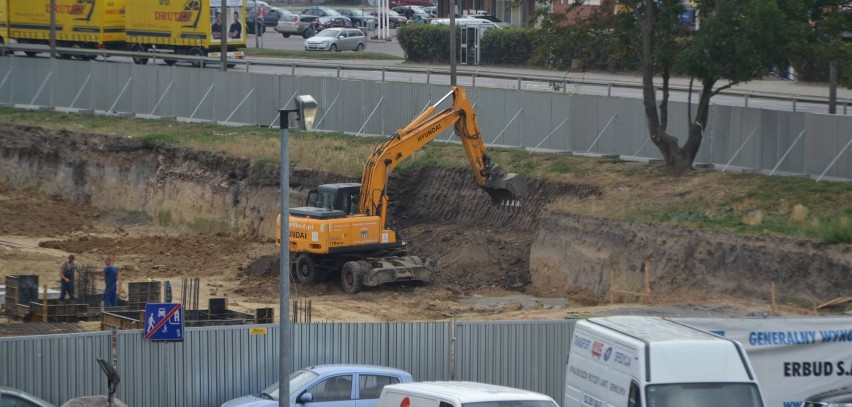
[131,44,148,65]
[302,29,312,38]
[341,261,364,294]
[164,59,177,66]
[282,33,290,38]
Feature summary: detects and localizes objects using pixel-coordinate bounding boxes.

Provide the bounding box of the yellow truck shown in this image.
[0,0,8,55]
[125,0,245,66]
[7,0,127,59]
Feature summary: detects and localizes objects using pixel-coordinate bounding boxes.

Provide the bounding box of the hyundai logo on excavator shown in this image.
[416,124,441,143]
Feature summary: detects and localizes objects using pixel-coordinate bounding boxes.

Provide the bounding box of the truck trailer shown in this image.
[125,0,245,66]
[7,0,127,59]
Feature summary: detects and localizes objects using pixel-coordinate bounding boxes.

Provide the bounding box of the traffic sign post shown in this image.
[144,303,184,341]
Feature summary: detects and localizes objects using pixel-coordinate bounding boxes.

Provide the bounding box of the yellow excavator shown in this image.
[277,86,527,293]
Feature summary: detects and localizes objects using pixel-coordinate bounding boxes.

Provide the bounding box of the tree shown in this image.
[800,1,852,114]
[545,1,811,174]
[636,0,809,175]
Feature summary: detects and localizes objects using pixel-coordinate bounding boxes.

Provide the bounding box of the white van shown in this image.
[379,382,558,407]
[565,316,766,407]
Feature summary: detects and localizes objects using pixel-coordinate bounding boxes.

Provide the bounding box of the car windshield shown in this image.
[316,29,343,38]
[260,369,321,400]
[463,401,557,407]
[321,8,342,15]
[346,9,367,16]
[646,383,764,407]
[385,10,401,16]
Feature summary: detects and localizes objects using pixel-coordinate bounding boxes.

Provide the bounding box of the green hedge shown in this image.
[397,24,538,65]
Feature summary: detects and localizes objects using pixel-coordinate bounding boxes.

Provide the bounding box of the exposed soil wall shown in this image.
[1,123,850,301]
[530,213,852,301]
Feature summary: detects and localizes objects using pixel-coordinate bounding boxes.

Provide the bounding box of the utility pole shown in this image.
[49,0,56,58]
[221,0,228,71]
[449,0,456,85]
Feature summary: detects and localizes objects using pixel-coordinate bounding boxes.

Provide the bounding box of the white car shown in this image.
[0,386,56,407]
[304,28,366,52]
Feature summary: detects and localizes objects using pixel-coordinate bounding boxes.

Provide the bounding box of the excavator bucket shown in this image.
[484,172,528,208]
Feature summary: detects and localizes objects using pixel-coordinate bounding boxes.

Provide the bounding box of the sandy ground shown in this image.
[0,184,795,326]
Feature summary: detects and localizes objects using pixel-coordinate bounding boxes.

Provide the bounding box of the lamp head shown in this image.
[294,95,318,131]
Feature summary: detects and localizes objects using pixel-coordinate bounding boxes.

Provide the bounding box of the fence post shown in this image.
[190,83,216,119]
[224,88,255,123]
[68,74,92,111]
[531,117,569,153]
[30,71,54,106]
[769,128,806,176]
[817,135,852,182]
[313,92,341,130]
[0,67,13,104]
[149,79,175,117]
[108,77,133,113]
[585,113,617,155]
[722,126,760,172]
[490,107,523,147]
[356,96,384,137]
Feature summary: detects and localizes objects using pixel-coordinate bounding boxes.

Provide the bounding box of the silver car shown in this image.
[0,386,56,407]
[220,364,413,407]
[304,28,366,52]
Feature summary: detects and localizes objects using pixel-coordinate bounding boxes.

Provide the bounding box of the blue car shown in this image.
[221,364,413,407]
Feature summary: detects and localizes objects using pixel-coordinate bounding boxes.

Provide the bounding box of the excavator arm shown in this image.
[359,86,528,224]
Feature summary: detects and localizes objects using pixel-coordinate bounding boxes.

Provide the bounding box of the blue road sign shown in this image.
[144,303,184,341]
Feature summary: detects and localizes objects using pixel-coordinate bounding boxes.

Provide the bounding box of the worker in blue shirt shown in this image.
[100,257,119,307]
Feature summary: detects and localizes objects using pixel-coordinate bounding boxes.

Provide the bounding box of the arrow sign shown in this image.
[144,303,184,341]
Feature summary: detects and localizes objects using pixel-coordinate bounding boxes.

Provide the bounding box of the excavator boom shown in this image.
[359,86,528,223]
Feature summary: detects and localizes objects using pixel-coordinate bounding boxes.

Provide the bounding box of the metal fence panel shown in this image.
[0,331,112,405]
[455,320,576,407]
[116,324,279,407]
[1,60,849,179]
[760,110,807,174]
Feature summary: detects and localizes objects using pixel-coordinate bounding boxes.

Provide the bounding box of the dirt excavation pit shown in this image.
[1,124,849,323]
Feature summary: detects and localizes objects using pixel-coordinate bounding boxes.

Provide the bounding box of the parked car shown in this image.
[389,0,435,8]
[318,16,355,30]
[220,364,412,407]
[305,27,366,52]
[391,6,431,23]
[0,386,56,407]
[369,10,407,29]
[276,14,320,38]
[264,7,294,27]
[246,15,266,35]
[301,6,343,18]
[336,8,378,28]
[246,0,269,20]
[470,14,511,28]
[421,5,437,17]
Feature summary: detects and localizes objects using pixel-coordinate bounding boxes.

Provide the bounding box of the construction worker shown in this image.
[59,254,77,302]
[99,257,119,307]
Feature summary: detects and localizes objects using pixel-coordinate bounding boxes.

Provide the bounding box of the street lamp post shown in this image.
[278,95,317,407]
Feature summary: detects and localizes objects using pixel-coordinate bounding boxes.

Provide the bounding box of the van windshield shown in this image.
[463,401,557,407]
[646,383,764,407]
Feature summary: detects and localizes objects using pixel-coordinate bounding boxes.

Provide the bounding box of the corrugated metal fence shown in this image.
[0,57,849,179]
[1,320,574,407]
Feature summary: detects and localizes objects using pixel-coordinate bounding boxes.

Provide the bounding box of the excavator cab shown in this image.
[305,183,362,215]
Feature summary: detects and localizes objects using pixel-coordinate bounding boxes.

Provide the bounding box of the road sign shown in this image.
[144,303,184,341]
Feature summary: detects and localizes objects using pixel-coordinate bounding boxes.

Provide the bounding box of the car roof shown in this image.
[0,386,56,407]
[305,364,412,377]
[383,382,556,404]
